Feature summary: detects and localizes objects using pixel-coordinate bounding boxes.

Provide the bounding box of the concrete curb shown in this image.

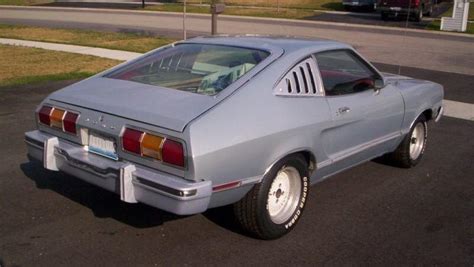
[443,100,474,121]
[1,5,473,38]
[313,9,379,17]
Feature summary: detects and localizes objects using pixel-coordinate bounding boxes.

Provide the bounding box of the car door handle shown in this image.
[338,107,351,114]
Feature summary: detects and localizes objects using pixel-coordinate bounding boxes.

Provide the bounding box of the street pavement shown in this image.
[0,6,473,75]
[11,1,456,30]
[0,62,473,266]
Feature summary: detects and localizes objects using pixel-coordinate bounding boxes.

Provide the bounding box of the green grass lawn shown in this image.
[436,3,473,20]
[425,4,474,34]
[426,20,474,34]
[0,0,341,13]
[0,44,120,87]
[0,0,338,9]
[172,0,342,10]
[145,3,319,19]
[469,3,473,20]
[0,0,51,5]
[0,24,175,53]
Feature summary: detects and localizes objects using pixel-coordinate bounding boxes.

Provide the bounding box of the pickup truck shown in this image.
[377,0,434,21]
[342,0,377,11]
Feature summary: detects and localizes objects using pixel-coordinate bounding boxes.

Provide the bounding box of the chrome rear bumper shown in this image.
[25,130,212,215]
[378,7,415,14]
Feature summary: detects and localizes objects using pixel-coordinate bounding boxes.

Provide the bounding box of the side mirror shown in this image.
[374,79,385,90]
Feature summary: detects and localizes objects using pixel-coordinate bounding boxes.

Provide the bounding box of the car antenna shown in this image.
[398,0,413,75]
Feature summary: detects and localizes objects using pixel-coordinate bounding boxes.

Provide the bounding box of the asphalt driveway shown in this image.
[0,63,473,266]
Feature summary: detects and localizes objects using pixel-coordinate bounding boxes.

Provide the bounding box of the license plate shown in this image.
[390,7,401,11]
[87,132,118,160]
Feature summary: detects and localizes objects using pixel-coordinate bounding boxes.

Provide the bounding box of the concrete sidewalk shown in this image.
[1,37,473,121]
[0,38,141,61]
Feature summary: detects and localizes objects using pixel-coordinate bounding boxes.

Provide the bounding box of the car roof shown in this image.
[180,35,352,54]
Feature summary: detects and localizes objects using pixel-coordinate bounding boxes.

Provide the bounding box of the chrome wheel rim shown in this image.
[409,122,425,160]
[267,166,302,224]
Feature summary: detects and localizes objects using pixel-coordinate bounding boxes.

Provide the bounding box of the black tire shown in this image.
[389,114,428,168]
[424,5,433,16]
[413,8,423,22]
[381,11,389,20]
[233,154,310,240]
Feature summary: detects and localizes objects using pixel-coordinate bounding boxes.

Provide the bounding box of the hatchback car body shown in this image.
[25,36,443,239]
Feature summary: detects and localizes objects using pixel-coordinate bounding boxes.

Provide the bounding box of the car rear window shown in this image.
[105,43,270,95]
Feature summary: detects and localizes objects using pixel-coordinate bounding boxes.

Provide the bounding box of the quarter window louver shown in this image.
[300,66,309,93]
[306,62,317,94]
[293,72,301,93]
[275,57,322,96]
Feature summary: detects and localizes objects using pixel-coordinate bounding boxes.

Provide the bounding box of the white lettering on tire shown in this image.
[285,176,308,229]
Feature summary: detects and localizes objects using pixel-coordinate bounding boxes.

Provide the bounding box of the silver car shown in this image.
[25,36,444,239]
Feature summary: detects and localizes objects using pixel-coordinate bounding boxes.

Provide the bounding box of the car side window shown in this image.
[314,50,379,96]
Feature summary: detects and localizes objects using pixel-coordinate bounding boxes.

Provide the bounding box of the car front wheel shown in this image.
[233,154,309,239]
[390,114,428,168]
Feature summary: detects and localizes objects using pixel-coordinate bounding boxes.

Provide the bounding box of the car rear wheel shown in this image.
[233,154,309,239]
[389,114,428,168]
[381,11,389,20]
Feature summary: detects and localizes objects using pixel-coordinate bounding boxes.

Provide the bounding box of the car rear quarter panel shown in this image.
[186,52,333,208]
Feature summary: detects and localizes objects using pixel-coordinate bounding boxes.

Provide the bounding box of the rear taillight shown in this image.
[121,127,185,168]
[141,133,164,160]
[37,105,79,135]
[162,139,185,167]
[38,106,53,125]
[122,128,143,155]
[50,108,65,129]
[63,112,79,134]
